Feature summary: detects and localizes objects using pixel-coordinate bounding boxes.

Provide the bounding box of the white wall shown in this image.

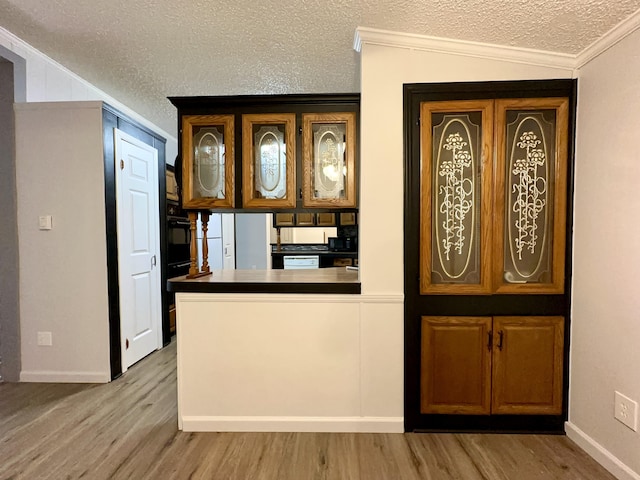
[567,27,640,479]
[15,102,110,382]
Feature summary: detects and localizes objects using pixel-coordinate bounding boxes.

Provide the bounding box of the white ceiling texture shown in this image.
[1,0,639,136]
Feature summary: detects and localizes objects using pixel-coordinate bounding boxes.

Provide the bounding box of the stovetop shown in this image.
[273,244,329,252]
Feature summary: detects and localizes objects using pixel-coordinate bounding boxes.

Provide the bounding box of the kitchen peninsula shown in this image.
[168,93,403,434]
[168,267,403,434]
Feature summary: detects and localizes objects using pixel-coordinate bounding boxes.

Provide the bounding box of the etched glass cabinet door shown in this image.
[420,98,568,295]
[181,114,235,208]
[420,100,494,294]
[301,112,357,208]
[242,113,296,208]
[494,98,568,294]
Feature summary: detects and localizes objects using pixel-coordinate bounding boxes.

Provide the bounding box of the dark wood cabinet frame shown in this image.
[403,79,577,433]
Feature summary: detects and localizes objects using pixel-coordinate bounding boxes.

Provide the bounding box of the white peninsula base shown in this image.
[175,291,404,433]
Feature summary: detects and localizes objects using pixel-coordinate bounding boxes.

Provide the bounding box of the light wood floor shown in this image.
[0,341,616,480]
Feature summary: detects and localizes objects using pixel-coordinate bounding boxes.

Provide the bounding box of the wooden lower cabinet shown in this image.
[421,317,492,414]
[492,316,564,414]
[421,316,564,415]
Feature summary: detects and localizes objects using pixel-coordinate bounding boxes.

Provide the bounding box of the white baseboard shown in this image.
[180,416,404,433]
[565,422,640,480]
[20,370,110,383]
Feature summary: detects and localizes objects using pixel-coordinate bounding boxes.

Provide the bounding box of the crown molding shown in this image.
[575,8,640,68]
[354,26,576,71]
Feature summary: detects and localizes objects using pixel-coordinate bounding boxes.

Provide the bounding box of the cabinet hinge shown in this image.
[120,159,124,170]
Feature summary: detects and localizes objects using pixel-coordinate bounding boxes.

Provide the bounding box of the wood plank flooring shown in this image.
[0,341,616,480]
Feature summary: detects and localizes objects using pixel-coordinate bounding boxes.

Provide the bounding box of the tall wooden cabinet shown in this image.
[404,80,576,432]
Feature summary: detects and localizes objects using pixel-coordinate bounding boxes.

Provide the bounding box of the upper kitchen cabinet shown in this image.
[242,113,296,208]
[302,112,357,208]
[169,94,360,211]
[181,114,235,209]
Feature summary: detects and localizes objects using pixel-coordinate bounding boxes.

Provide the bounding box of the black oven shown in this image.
[167,202,191,278]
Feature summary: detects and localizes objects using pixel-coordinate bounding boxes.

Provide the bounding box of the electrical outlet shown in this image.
[37,331,52,346]
[614,391,638,431]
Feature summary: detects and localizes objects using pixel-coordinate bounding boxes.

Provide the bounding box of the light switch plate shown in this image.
[38,215,52,230]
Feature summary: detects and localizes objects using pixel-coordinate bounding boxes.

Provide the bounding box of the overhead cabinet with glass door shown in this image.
[421,97,568,294]
[169,94,360,212]
[302,112,357,208]
[242,113,296,208]
[181,114,235,209]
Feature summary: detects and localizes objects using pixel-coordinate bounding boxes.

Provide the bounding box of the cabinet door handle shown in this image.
[497,330,504,351]
[487,330,493,351]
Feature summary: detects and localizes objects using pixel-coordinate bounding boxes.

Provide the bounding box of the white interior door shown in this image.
[115,128,162,371]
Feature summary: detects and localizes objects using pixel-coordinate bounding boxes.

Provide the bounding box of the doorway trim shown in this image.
[102,104,168,380]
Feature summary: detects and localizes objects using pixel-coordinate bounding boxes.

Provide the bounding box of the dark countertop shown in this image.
[168,267,360,294]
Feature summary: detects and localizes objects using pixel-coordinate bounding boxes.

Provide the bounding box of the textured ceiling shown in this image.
[1,0,639,136]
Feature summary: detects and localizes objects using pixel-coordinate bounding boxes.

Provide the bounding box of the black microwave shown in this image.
[328,237,355,252]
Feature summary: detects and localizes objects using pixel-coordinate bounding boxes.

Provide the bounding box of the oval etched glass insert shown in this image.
[254,125,286,199]
[505,111,555,283]
[431,113,481,284]
[193,126,225,199]
[313,125,346,199]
